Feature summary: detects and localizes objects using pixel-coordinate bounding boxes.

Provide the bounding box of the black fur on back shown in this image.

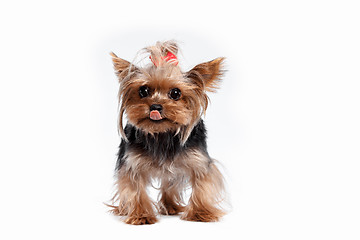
[116,120,210,170]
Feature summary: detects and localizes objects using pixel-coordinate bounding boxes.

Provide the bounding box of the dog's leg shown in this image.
[158,177,185,215]
[181,151,225,222]
[113,167,157,225]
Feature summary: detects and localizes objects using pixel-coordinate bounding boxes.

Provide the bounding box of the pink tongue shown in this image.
[150,110,163,120]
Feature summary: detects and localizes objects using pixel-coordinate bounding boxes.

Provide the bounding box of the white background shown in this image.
[0,0,359,239]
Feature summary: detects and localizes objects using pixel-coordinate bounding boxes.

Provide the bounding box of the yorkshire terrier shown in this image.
[108,41,226,225]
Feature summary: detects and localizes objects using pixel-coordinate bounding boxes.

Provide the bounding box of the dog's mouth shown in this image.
[137,113,168,125]
[149,110,163,121]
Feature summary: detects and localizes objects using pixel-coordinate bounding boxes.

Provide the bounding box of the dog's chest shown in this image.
[133,130,183,165]
[116,120,209,170]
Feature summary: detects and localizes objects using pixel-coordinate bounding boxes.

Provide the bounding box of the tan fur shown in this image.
[181,162,226,222]
[111,155,157,224]
[109,41,226,224]
[158,178,186,215]
[109,148,225,224]
[186,57,225,92]
[111,41,224,143]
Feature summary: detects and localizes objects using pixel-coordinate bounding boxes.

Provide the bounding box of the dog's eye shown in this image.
[169,88,181,100]
[139,86,150,98]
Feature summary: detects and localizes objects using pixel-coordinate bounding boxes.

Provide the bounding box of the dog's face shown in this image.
[111,42,224,141]
[121,68,197,134]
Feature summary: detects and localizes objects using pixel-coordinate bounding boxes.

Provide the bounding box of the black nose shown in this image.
[150,104,162,112]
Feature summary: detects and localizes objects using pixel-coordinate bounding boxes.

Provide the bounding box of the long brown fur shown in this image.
[109,41,226,224]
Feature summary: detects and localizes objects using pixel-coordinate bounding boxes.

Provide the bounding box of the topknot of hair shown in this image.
[145,40,179,64]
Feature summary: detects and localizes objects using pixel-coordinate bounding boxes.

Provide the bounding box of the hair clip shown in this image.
[150,51,179,67]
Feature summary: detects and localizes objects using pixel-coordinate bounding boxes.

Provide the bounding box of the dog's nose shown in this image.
[150,104,163,112]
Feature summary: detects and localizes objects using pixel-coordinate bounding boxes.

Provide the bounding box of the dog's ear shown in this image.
[110,52,137,82]
[186,57,225,92]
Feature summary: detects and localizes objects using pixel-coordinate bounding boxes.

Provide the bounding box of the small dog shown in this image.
[109,41,226,225]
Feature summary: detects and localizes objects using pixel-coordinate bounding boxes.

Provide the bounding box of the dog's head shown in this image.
[112,41,225,143]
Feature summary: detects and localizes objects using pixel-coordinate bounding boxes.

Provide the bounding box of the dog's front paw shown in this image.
[181,209,223,222]
[124,215,158,225]
[159,203,185,215]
